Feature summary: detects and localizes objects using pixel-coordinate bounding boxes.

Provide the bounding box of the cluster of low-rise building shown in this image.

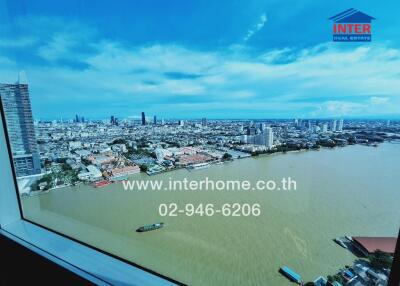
[25,116,399,192]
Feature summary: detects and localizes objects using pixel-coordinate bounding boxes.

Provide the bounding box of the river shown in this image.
[22,143,400,285]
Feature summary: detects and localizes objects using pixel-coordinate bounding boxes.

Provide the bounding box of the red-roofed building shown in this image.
[109,165,140,181]
[352,236,397,256]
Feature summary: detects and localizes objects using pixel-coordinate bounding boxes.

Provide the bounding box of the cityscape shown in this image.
[1,75,399,195]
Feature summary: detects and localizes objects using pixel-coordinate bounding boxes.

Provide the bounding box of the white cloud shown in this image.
[1,18,400,118]
[244,13,267,42]
[369,96,389,105]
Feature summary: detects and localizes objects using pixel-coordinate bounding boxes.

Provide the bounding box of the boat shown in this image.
[93,180,111,188]
[279,266,302,284]
[136,222,164,232]
[345,235,353,241]
[111,175,128,182]
[334,237,348,249]
[187,162,210,170]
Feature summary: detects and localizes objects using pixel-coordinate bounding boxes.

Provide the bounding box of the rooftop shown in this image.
[352,236,397,254]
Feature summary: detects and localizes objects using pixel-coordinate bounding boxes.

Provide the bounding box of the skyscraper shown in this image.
[141,112,146,125]
[264,127,274,148]
[307,120,312,131]
[330,119,337,132]
[337,119,344,132]
[246,126,256,135]
[0,73,41,177]
[201,117,207,126]
[153,115,157,125]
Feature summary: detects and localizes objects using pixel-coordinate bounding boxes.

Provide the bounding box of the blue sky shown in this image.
[1,0,400,119]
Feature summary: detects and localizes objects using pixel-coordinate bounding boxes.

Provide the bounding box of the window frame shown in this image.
[0,102,183,286]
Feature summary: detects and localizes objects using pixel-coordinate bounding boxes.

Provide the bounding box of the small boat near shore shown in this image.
[279,266,302,284]
[345,235,353,241]
[334,237,348,249]
[136,222,164,233]
[187,162,210,170]
[93,180,111,188]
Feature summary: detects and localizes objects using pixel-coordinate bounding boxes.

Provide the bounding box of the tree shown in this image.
[369,250,393,270]
[112,138,127,145]
[222,153,232,161]
[139,164,148,172]
[61,163,72,172]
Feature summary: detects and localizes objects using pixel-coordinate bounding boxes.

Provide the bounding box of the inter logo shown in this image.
[329,8,375,42]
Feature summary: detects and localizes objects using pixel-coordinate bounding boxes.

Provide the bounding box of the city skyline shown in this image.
[1,1,400,119]
[32,112,396,122]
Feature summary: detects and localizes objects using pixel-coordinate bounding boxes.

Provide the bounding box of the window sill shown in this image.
[0,219,178,286]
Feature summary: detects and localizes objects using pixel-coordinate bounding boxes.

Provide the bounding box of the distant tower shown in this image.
[141,112,146,125]
[321,123,328,133]
[264,127,274,148]
[153,115,157,125]
[330,120,337,132]
[0,73,41,177]
[246,126,256,136]
[308,120,312,130]
[337,119,344,132]
[201,117,207,126]
[110,115,115,125]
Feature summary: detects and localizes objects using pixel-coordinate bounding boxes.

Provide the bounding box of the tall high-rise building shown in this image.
[264,127,274,148]
[246,126,256,135]
[153,115,157,125]
[110,115,115,125]
[337,119,344,132]
[141,112,146,125]
[0,73,41,177]
[307,120,312,130]
[201,117,207,126]
[321,123,328,133]
[330,119,337,132]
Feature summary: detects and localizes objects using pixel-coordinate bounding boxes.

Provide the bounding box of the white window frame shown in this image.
[0,109,181,286]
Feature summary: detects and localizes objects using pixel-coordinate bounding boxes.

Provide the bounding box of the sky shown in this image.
[1,0,400,120]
